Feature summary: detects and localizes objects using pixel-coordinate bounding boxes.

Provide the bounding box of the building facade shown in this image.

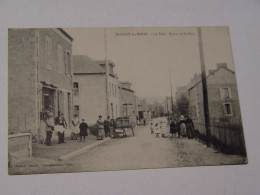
[8,28,73,140]
[73,56,120,124]
[118,81,137,119]
[188,63,243,135]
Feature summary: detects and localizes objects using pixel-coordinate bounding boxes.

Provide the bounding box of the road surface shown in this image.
[71,120,246,172]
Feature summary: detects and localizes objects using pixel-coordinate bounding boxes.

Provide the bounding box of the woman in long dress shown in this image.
[96,115,104,140]
[179,115,186,137]
[71,115,80,139]
[160,119,168,137]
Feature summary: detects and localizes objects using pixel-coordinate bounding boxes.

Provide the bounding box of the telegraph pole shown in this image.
[166,97,169,120]
[198,27,211,147]
[169,67,174,119]
[104,28,110,118]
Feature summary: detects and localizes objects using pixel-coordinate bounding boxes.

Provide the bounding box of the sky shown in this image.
[64,26,235,101]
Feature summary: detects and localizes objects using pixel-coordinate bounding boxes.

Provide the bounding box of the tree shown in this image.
[176,93,189,116]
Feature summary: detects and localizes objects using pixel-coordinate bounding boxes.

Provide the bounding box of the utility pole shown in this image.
[169,67,174,119]
[104,28,110,118]
[198,27,211,147]
[166,97,169,120]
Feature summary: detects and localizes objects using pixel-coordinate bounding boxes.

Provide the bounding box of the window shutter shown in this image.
[220,88,223,99]
[223,104,227,115]
[229,88,232,99]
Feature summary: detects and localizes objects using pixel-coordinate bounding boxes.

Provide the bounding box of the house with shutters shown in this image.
[73,55,120,124]
[8,28,73,157]
[188,63,243,135]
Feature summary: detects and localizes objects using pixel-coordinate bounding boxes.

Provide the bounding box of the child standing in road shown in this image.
[154,123,160,138]
[150,123,154,134]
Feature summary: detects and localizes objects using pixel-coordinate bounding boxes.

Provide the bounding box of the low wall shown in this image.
[8,133,32,167]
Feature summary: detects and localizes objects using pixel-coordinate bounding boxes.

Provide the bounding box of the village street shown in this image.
[9,118,246,175]
[70,119,246,172]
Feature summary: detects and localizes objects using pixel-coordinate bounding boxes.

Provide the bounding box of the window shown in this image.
[64,51,71,75]
[112,84,114,97]
[74,105,80,116]
[73,82,79,96]
[223,103,232,116]
[57,45,63,73]
[220,87,232,99]
[45,36,52,69]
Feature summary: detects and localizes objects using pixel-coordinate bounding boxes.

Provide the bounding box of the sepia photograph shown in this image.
[8,26,247,175]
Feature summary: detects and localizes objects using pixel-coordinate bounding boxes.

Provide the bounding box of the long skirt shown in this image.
[97,128,104,140]
[180,123,186,136]
[72,124,80,134]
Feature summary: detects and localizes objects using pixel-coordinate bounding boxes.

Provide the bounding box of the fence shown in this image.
[194,120,246,155]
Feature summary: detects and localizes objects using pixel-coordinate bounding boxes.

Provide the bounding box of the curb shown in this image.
[58,137,112,161]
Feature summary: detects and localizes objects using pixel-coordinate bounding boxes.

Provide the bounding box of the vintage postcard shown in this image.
[8,26,247,175]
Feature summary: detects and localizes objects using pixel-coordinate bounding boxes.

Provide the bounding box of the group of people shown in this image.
[169,115,195,139]
[43,105,90,146]
[150,117,168,138]
[71,115,89,142]
[71,114,113,141]
[43,105,67,146]
[150,115,195,139]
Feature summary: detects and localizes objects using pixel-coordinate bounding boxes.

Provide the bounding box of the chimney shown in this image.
[216,63,227,69]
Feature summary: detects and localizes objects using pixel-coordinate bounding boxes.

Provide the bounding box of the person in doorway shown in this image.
[79,119,88,142]
[55,112,67,144]
[96,115,104,140]
[44,105,55,146]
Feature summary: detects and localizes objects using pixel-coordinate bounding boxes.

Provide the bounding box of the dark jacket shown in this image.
[79,122,88,136]
[170,121,176,133]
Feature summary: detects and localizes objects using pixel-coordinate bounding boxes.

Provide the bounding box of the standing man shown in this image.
[55,112,67,144]
[44,105,55,146]
[104,116,111,137]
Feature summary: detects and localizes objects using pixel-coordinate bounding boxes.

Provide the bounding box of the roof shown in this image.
[73,55,106,74]
[188,66,235,91]
[95,60,116,76]
[58,28,73,41]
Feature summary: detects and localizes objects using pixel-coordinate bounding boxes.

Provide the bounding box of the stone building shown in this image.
[73,55,120,124]
[188,63,243,134]
[8,28,73,144]
[118,81,137,119]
